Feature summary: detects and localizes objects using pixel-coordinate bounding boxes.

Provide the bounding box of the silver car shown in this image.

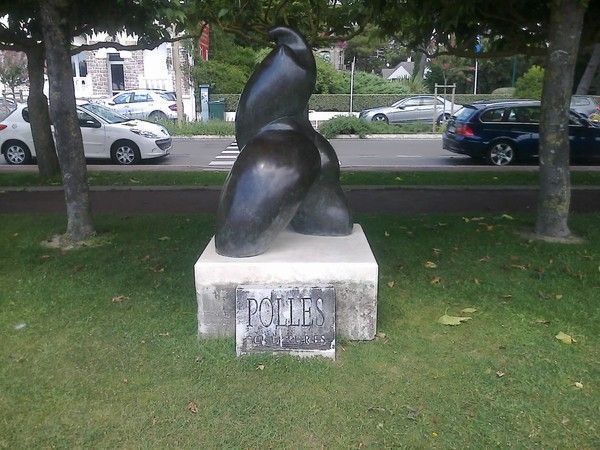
[359,95,462,125]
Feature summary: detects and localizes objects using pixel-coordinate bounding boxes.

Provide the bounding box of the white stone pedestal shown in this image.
[195,224,378,340]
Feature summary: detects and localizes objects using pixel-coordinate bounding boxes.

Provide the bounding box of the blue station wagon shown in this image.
[443,100,600,165]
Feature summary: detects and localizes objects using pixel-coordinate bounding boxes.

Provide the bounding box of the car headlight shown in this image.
[130,128,160,139]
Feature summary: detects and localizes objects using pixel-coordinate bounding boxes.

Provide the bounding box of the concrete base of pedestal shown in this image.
[195,224,378,340]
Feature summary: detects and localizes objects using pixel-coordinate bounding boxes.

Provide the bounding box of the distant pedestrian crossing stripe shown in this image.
[209,141,239,167]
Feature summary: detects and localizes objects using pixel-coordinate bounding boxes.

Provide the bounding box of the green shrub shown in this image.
[191,61,249,94]
[319,116,372,138]
[491,87,516,96]
[318,116,435,138]
[514,65,544,99]
[160,120,235,136]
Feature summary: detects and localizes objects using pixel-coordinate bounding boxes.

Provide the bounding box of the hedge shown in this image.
[211,93,514,112]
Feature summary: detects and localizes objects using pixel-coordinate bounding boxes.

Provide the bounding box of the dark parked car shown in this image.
[443,100,600,166]
[570,95,600,118]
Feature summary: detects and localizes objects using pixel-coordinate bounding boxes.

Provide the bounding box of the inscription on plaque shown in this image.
[236,286,335,358]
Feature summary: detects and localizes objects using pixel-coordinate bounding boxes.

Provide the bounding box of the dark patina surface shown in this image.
[215,27,352,258]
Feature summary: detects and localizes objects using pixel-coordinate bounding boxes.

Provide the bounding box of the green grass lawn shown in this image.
[1,213,598,447]
[1,170,600,187]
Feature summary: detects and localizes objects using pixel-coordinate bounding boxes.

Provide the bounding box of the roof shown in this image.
[382,61,415,80]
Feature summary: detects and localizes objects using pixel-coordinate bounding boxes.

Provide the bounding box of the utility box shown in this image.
[208,99,225,120]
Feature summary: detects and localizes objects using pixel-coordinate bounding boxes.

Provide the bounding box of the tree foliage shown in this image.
[0,51,28,97]
[514,65,545,99]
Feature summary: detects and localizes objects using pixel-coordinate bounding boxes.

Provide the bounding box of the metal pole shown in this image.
[473,59,478,95]
[433,83,438,132]
[349,56,356,114]
[173,40,184,125]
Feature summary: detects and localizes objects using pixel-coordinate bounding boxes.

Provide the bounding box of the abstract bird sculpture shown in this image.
[215,27,352,257]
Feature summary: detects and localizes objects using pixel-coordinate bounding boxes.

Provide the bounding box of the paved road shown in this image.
[2,136,599,171]
[0,136,477,170]
[171,136,477,169]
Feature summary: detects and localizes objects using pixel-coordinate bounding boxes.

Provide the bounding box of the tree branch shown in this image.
[70,33,197,55]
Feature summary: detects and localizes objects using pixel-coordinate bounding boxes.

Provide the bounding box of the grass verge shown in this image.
[0,212,598,447]
[159,119,235,136]
[1,170,600,187]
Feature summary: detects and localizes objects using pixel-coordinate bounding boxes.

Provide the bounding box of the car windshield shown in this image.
[80,103,128,123]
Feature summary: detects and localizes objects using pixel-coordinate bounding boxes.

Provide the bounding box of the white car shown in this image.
[0,102,172,165]
[99,89,178,121]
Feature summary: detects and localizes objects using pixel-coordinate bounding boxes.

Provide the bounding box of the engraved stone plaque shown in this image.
[236,286,335,358]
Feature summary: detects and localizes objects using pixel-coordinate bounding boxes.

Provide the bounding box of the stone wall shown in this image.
[86,54,110,97]
[124,51,144,91]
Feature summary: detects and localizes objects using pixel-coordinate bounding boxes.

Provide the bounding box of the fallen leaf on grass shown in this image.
[574,381,583,389]
[535,319,550,325]
[479,256,491,262]
[510,264,527,270]
[430,276,442,285]
[496,370,506,378]
[473,278,481,285]
[40,254,51,260]
[256,364,265,371]
[555,331,575,344]
[555,294,563,300]
[375,332,387,341]
[111,295,129,303]
[129,178,141,184]
[395,177,403,181]
[158,332,170,337]
[438,315,471,326]
[187,401,198,414]
[433,248,442,255]
[501,214,514,220]
[461,308,477,314]
[158,236,170,241]
[384,231,390,237]
[387,281,395,288]
[424,261,438,269]
[151,266,165,273]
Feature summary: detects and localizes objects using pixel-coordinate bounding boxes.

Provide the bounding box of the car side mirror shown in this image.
[579,118,590,127]
[397,105,405,109]
[82,119,101,128]
[108,102,115,106]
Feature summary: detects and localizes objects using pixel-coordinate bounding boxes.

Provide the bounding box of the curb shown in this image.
[170,134,442,140]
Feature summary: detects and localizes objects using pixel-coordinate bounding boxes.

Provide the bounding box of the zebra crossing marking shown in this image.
[208,141,239,167]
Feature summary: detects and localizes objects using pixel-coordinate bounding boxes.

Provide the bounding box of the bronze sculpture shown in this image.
[215,27,352,257]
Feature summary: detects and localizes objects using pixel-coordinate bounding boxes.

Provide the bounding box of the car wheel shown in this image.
[372,114,389,124]
[3,141,32,165]
[148,111,168,122]
[436,113,451,126]
[111,140,141,165]
[488,141,515,166]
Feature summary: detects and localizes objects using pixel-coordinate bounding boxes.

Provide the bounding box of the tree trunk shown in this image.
[535,0,586,239]
[26,45,60,179]
[412,52,427,81]
[575,43,600,94]
[38,0,95,241]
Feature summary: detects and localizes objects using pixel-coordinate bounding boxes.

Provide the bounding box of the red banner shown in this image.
[199,25,210,61]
